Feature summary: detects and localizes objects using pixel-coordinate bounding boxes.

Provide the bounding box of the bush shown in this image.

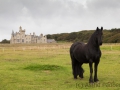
[0,39,10,43]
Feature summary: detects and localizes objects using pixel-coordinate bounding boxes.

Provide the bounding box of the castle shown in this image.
[10,26,47,44]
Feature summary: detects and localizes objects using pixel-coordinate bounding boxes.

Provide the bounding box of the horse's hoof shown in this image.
[80,78,83,80]
[94,80,99,83]
[89,79,94,83]
[79,76,84,79]
[79,75,84,78]
[94,79,99,82]
[89,81,94,83]
[74,77,77,79]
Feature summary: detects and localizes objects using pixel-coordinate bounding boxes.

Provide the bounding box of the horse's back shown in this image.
[70,42,85,59]
[70,42,84,55]
[71,42,89,63]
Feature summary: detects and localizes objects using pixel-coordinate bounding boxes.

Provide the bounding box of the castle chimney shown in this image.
[40,33,43,36]
[33,32,35,36]
[19,26,22,30]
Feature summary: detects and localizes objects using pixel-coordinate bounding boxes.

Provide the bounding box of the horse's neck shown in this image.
[87,40,100,51]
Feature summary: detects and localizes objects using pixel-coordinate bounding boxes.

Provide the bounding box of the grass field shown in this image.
[0,43,120,90]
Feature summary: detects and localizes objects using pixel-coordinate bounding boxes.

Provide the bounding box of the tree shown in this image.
[0,39,10,43]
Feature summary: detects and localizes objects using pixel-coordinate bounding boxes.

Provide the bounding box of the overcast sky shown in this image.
[0,0,120,41]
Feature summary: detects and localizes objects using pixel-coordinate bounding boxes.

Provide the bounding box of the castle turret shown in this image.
[11,30,14,37]
[19,26,22,30]
[19,26,25,36]
[40,33,43,37]
[33,32,35,36]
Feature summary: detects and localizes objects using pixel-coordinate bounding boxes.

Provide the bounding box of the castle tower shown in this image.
[19,26,25,35]
[19,26,22,30]
[33,32,35,36]
[40,33,43,37]
[19,26,22,32]
[11,30,14,37]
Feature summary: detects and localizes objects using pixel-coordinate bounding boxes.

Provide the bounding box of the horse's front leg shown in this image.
[89,59,94,83]
[94,62,99,82]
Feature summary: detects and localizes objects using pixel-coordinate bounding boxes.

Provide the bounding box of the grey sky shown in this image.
[0,0,120,41]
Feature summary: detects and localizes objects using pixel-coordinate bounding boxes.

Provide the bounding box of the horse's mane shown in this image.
[87,30,98,46]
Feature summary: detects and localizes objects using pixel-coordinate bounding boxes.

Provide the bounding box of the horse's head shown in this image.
[95,27,103,46]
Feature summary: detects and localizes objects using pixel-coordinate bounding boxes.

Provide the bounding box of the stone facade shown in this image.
[47,39,56,43]
[10,26,47,44]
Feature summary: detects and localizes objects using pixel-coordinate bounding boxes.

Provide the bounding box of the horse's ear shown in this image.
[101,27,103,31]
[96,27,99,31]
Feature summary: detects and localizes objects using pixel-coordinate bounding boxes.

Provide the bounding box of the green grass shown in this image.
[24,64,64,71]
[0,43,120,90]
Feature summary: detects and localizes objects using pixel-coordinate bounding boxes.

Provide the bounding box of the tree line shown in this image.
[0,39,10,44]
[47,28,120,43]
[1,28,120,43]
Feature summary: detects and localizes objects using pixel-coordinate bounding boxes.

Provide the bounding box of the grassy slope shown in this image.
[0,43,120,90]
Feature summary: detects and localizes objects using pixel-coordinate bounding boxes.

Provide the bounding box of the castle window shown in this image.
[17,39,19,42]
[22,39,24,42]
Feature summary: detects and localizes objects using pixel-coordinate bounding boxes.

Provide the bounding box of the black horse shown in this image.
[70,27,103,83]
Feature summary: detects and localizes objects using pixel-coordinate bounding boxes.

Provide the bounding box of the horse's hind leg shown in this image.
[79,68,84,78]
[72,61,78,79]
[71,56,78,79]
[79,63,84,79]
